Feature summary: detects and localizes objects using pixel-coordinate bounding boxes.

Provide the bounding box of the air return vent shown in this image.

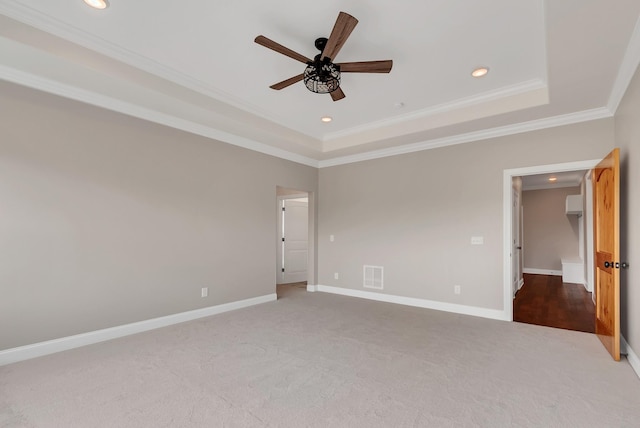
[363,265,384,290]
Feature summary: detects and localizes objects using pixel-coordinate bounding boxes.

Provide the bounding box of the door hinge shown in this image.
[282,207,286,211]
[282,237,285,242]
[282,268,285,272]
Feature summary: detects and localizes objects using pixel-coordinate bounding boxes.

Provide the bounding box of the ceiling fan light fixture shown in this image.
[83,0,108,9]
[471,67,489,78]
[321,116,333,123]
[304,62,341,94]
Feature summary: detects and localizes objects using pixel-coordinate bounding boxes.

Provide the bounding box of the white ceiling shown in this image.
[1,0,639,167]
[521,170,587,191]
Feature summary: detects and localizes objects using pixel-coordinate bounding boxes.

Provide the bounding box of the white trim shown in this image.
[518,278,525,290]
[608,15,640,113]
[323,79,547,141]
[0,293,276,366]
[0,61,611,171]
[315,285,508,321]
[0,66,320,168]
[319,108,611,168]
[522,183,583,191]
[523,268,563,276]
[503,159,601,321]
[621,336,640,379]
[0,0,295,130]
[306,284,318,292]
[0,0,628,170]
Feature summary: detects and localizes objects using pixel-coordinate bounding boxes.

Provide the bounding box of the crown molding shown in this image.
[0,0,293,130]
[0,0,621,170]
[0,61,612,171]
[318,107,612,168]
[322,79,547,142]
[608,15,640,113]
[0,65,319,168]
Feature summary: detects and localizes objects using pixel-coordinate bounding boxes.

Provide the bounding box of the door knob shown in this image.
[604,261,611,268]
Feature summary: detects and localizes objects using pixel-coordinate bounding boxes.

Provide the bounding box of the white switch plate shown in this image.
[330,235,335,242]
[471,236,484,245]
[334,272,339,279]
[201,287,208,298]
[454,285,461,295]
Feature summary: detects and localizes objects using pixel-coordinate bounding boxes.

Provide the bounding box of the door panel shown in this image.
[282,199,308,284]
[593,148,620,361]
[512,187,521,296]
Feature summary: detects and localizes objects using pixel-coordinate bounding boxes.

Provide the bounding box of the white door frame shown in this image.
[277,194,308,284]
[502,159,600,321]
[276,190,315,287]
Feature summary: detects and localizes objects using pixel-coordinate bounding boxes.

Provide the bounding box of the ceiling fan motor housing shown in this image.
[304,55,341,94]
[314,37,328,53]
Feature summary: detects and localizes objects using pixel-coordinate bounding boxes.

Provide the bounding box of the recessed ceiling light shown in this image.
[471,67,489,78]
[548,177,558,182]
[321,116,332,123]
[83,0,108,9]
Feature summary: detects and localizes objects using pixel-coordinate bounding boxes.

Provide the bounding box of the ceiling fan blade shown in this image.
[330,87,346,101]
[270,74,305,90]
[255,35,312,64]
[338,60,393,73]
[321,12,358,62]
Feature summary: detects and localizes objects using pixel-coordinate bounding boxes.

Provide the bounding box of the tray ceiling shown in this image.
[1,0,639,166]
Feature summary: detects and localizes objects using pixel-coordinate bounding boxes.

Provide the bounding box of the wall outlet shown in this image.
[454,285,461,295]
[330,234,335,242]
[471,236,484,245]
[334,272,339,280]
[201,287,208,298]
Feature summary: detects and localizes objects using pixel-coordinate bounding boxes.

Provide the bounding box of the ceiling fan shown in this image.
[255,11,393,101]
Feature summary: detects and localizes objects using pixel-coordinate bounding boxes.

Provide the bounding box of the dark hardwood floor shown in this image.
[513,273,595,333]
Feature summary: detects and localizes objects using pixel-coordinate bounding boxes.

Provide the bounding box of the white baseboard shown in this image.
[306,284,318,292]
[518,278,525,290]
[0,293,276,366]
[523,268,562,276]
[315,285,508,321]
[621,336,640,379]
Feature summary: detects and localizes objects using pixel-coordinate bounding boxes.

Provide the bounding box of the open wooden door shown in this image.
[593,148,620,361]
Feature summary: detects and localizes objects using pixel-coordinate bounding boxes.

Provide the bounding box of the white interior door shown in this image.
[280,199,308,284]
[512,187,523,295]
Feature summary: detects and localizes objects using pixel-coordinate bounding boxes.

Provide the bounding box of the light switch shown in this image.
[330,235,335,242]
[471,236,484,245]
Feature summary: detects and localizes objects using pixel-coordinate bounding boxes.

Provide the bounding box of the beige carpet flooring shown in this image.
[2,285,640,427]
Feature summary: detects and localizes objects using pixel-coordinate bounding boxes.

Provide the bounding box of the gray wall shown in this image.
[318,120,614,310]
[522,187,581,272]
[616,63,640,353]
[5,65,640,354]
[0,82,318,350]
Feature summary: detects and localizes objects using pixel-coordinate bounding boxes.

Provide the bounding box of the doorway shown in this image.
[502,159,600,322]
[276,187,311,293]
[513,172,595,333]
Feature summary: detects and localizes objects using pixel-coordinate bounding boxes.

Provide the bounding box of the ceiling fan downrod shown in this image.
[304,38,341,94]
